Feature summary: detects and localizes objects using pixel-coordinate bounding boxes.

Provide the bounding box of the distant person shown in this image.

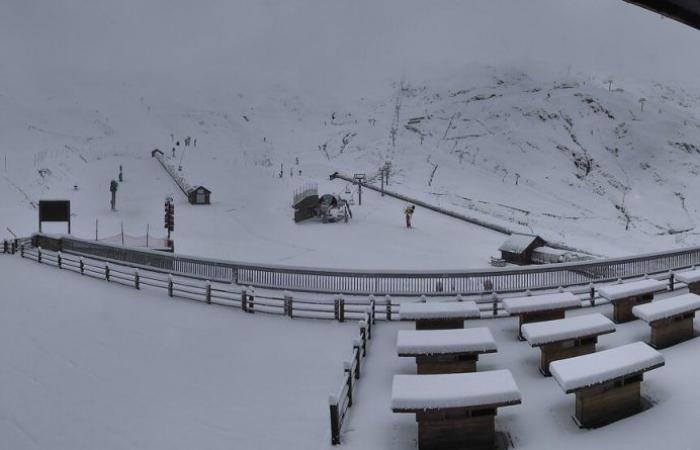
[404,204,415,228]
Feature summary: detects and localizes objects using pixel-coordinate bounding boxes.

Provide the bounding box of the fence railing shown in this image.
[30,233,700,298]
[328,304,375,445]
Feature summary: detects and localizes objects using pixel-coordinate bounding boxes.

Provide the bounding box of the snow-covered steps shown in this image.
[550,342,664,428]
[633,293,700,348]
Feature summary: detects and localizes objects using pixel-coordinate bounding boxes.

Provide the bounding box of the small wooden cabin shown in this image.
[498,234,545,265]
[188,186,211,205]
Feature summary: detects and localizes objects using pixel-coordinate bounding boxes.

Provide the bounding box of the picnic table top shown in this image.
[596,279,666,301]
[632,293,700,323]
[550,342,664,393]
[391,370,521,412]
[397,327,497,356]
[399,301,480,320]
[673,268,700,284]
[521,313,615,346]
[501,291,580,314]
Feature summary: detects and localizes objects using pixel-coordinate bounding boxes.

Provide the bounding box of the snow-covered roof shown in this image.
[550,342,664,393]
[674,269,700,284]
[391,370,521,411]
[632,293,700,323]
[397,327,497,355]
[521,313,615,346]
[399,301,480,320]
[501,291,580,314]
[597,279,667,300]
[498,234,542,254]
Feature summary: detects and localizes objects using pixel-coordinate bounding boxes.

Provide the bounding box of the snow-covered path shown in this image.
[0,256,355,450]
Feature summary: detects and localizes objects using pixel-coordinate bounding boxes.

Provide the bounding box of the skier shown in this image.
[110,179,119,211]
[404,204,415,228]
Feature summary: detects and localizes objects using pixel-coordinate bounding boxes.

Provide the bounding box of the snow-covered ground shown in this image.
[0,255,355,450]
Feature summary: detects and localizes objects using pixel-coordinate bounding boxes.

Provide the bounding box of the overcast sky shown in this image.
[2,0,700,96]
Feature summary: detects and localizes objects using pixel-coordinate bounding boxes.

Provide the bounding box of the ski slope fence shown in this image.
[328,306,375,445]
[29,233,699,299]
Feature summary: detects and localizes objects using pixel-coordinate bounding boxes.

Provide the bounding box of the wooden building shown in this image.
[498,234,545,265]
[188,186,211,205]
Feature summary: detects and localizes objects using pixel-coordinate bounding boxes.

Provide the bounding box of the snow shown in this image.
[399,301,480,320]
[501,291,580,314]
[521,313,615,346]
[550,342,664,393]
[632,293,700,322]
[0,256,354,450]
[673,269,700,284]
[396,328,497,355]
[498,234,541,254]
[597,279,667,301]
[390,370,521,411]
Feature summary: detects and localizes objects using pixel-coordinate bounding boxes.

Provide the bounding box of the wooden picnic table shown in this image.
[597,279,667,324]
[392,370,521,450]
[501,291,580,340]
[399,301,480,330]
[397,328,497,374]
[521,313,615,376]
[550,342,664,428]
[633,293,700,348]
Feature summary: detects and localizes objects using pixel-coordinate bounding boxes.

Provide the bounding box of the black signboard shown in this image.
[39,200,71,233]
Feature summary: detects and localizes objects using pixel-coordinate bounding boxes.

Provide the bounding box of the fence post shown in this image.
[385,295,392,321]
[79,258,84,275]
[365,312,372,340]
[247,287,255,313]
[359,323,367,356]
[353,342,361,379]
[329,395,341,445]
[11,240,16,254]
[669,270,675,291]
[20,244,24,258]
[206,281,212,304]
[491,291,498,317]
[134,270,140,290]
[369,295,376,325]
[37,246,42,264]
[168,274,174,297]
[2,240,6,254]
[57,251,62,269]
[105,264,110,281]
[589,283,595,306]
[284,291,293,318]
[339,295,345,322]
[344,361,353,407]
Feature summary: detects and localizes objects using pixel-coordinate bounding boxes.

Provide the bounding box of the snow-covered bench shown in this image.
[391,370,521,450]
[399,301,480,330]
[632,293,700,348]
[501,291,580,340]
[397,328,497,374]
[597,279,667,324]
[550,342,664,428]
[673,268,700,294]
[521,313,615,376]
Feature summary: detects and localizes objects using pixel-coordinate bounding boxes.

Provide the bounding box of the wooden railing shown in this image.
[30,234,699,299]
[328,303,376,445]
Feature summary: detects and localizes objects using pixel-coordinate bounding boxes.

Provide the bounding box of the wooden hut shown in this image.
[188,186,211,205]
[498,234,545,265]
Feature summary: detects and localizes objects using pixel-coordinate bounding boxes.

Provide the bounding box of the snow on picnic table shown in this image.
[396,328,497,355]
[521,313,615,346]
[391,370,521,411]
[550,342,664,393]
[632,293,700,323]
[596,278,667,301]
[501,291,580,314]
[673,268,700,284]
[399,301,480,320]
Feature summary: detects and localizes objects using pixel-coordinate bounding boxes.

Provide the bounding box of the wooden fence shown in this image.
[328,304,376,445]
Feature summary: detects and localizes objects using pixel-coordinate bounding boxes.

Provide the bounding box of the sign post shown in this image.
[39,200,71,234]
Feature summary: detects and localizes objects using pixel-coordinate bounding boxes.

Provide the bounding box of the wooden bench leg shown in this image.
[689,282,700,295]
[416,318,465,330]
[539,338,597,376]
[574,376,642,428]
[613,296,646,323]
[417,408,496,450]
[650,313,696,348]
[416,354,478,375]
